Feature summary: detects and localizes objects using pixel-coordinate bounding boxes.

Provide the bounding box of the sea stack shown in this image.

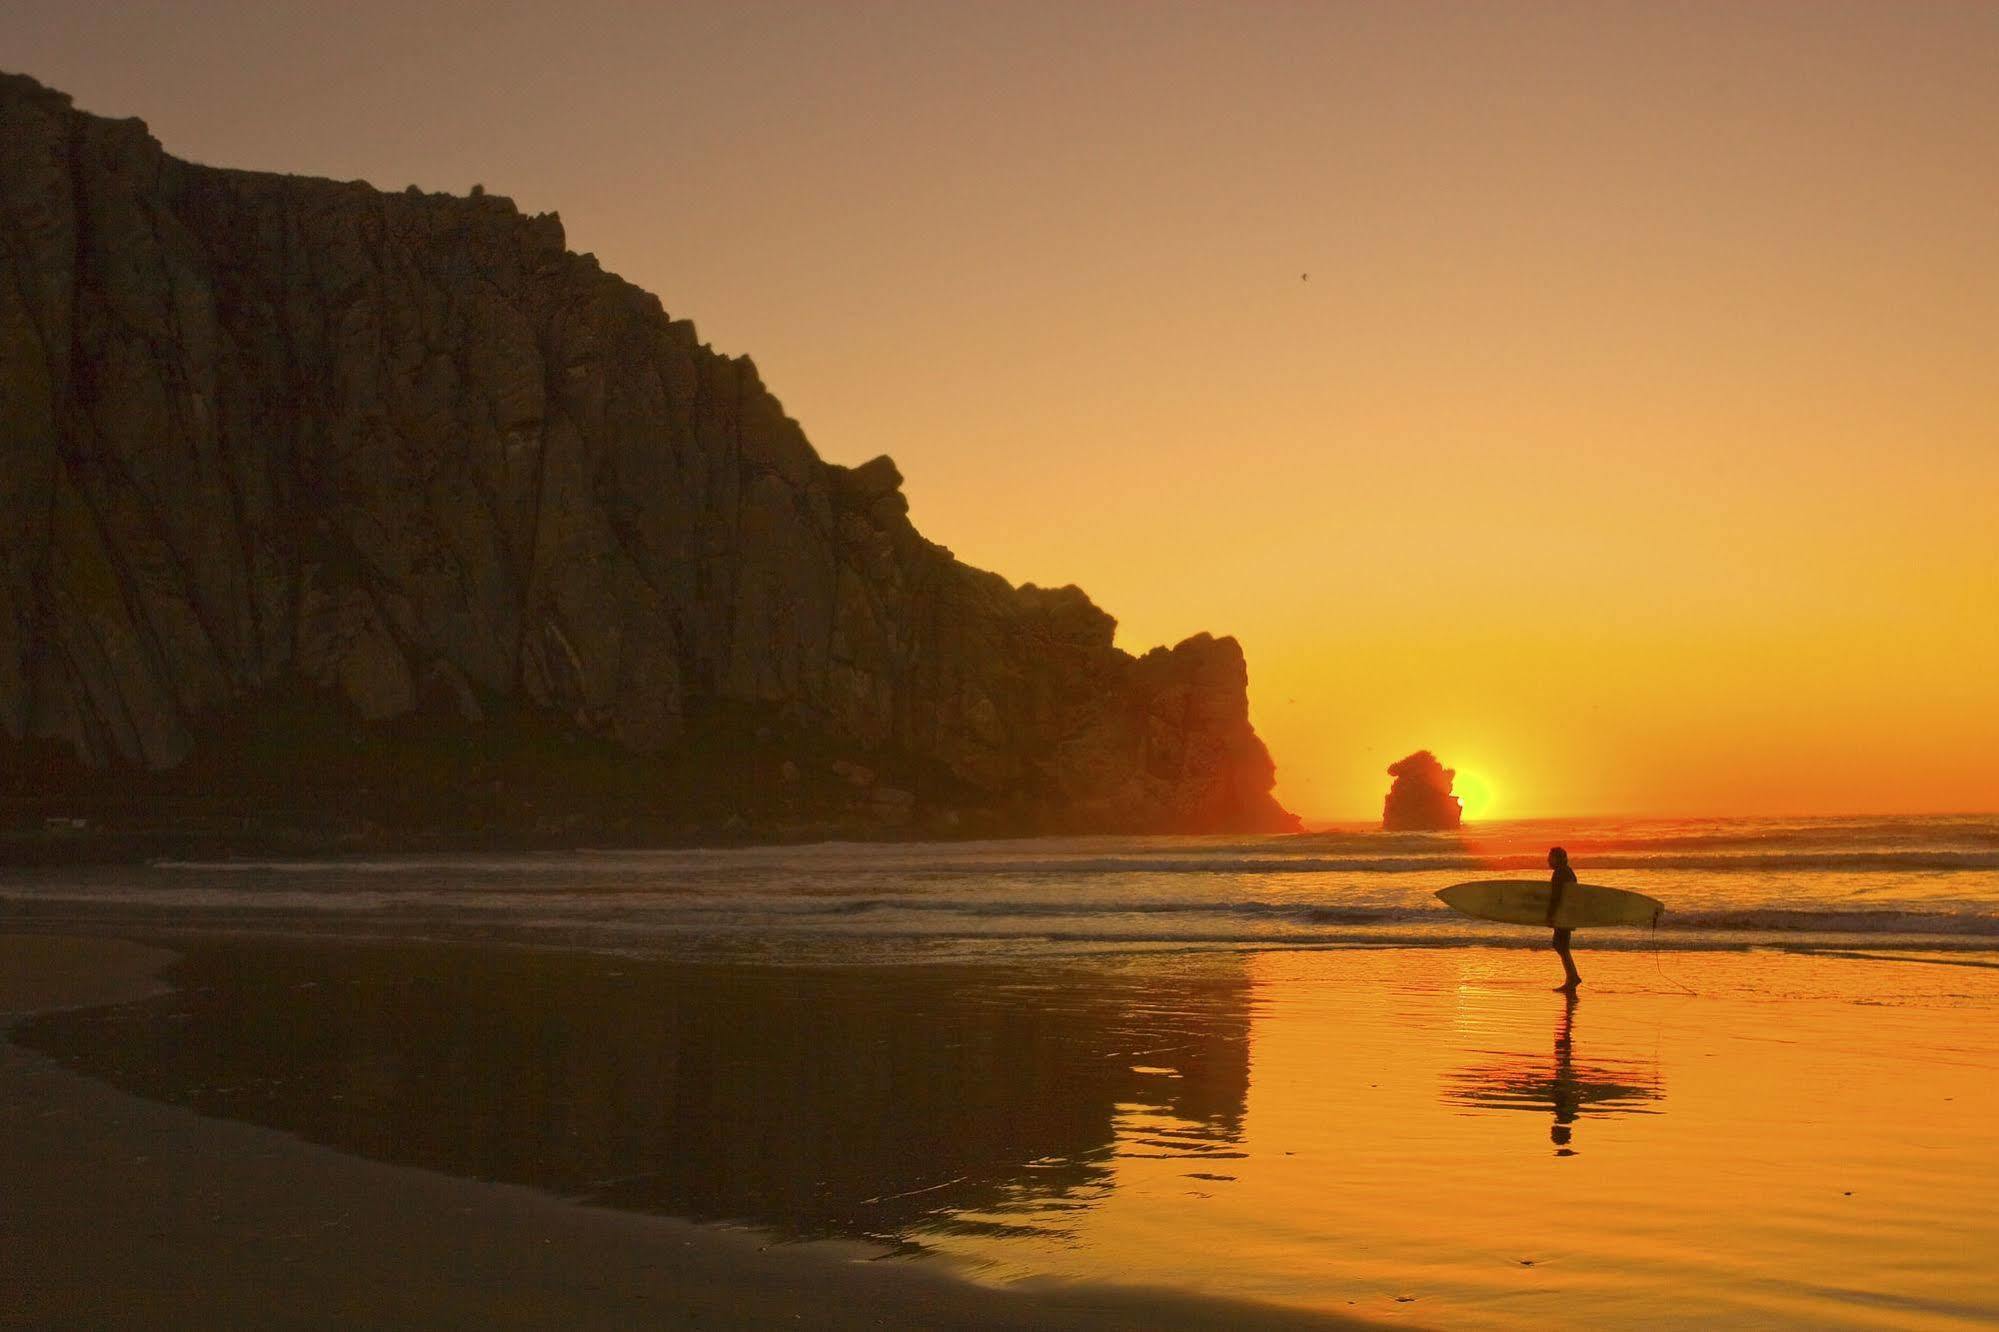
[1382,750,1463,831]
[0,73,1298,842]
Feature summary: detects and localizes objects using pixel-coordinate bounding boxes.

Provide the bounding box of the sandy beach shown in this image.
[0,933,1362,1330]
[7,917,1998,1329]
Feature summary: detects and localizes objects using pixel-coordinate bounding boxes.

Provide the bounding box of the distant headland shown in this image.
[1382,751,1463,831]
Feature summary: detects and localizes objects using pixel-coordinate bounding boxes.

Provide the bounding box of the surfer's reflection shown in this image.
[1442,996,1662,1156]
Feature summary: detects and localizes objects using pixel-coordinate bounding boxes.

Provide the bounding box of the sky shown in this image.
[6,1,1995,819]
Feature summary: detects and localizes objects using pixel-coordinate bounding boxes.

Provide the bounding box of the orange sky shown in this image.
[8,1,1995,819]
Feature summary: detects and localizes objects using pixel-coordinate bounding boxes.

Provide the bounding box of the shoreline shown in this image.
[0,819,1317,868]
[0,932,1366,1330]
[0,825,1030,868]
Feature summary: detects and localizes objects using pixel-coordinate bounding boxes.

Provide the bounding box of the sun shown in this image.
[1453,768,1496,821]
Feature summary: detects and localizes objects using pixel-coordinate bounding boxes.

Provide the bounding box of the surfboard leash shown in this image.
[1651,912,1699,996]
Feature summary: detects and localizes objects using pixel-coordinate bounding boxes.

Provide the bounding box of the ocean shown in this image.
[8,814,1997,958]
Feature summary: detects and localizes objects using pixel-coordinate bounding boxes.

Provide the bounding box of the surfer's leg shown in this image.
[1552,928,1581,991]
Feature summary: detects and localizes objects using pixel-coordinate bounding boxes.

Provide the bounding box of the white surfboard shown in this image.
[1436,880,1664,930]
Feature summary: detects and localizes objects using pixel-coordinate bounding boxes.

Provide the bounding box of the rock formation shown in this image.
[0,73,1298,843]
[1381,751,1462,831]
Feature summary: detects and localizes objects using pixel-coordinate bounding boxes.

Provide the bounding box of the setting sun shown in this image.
[1452,768,1496,822]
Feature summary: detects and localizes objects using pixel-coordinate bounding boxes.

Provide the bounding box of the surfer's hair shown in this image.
[1549,846,1568,863]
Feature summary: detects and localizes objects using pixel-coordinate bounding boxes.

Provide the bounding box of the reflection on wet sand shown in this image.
[19,942,1251,1250]
[1442,995,1663,1154]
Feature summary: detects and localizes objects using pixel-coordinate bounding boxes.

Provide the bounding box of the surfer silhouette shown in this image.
[1548,847,1582,992]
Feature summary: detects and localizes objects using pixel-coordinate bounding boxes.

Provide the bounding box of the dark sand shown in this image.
[1,935,1364,1329]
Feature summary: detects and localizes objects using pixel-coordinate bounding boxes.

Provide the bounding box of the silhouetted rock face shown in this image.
[1382,750,1462,831]
[0,74,1297,837]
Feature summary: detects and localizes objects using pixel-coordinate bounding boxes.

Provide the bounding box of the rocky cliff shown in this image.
[0,73,1297,844]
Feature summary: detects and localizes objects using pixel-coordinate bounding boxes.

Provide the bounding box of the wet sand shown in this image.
[0,934,1361,1330]
[9,931,1999,1328]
